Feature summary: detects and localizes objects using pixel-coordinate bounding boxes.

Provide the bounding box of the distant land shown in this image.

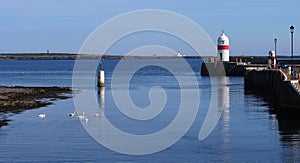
[0,53,202,60]
[0,53,299,64]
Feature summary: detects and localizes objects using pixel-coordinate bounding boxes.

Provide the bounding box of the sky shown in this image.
[0,0,300,56]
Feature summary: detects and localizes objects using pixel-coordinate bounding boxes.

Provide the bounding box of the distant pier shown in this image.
[200,56,300,76]
[200,31,269,76]
[200,60,266,76]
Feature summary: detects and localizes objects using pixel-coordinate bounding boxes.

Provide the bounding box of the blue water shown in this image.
[0,59,299,162]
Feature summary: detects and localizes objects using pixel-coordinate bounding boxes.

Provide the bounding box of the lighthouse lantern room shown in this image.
[217,31,230,62]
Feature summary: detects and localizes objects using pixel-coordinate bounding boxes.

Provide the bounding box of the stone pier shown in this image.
[245,69,300,111]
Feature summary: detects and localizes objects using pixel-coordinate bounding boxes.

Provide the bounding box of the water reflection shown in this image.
[94,87,106,133]
[217,77,230,160]
[98,87,105,117]
[215,77,230,124]
[244,85,300,161]
[277,115,300,160]
[219,82,230,143]
[277,116,300,141]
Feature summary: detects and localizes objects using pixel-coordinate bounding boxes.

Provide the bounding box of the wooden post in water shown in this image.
[98,61,105,87]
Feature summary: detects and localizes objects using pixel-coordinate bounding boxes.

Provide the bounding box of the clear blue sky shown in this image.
[0,0,300,56]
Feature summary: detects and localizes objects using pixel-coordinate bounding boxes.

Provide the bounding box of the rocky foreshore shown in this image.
[0,86,72,127]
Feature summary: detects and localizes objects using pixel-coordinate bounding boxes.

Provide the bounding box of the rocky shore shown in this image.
[0,86,72,127]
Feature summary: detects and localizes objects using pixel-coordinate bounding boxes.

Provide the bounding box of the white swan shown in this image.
[68,111,76,117]
[78,112,84,119]
[78,112,88,123]
[38,113,46,119]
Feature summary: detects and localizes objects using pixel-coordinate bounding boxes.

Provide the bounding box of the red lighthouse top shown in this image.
[218,31,229,50]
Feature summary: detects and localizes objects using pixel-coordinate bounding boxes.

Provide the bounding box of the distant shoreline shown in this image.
[0,53,299,64]
[0,53,203,60]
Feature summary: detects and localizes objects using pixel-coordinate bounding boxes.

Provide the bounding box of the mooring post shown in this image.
[98,61,105,87]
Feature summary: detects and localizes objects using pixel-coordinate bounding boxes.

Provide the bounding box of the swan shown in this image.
[68,111,76,117]
[38,113,46,119]
[78,112,85,120]
[78,112,88,123]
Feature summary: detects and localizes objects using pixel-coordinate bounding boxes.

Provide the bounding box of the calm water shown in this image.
[0,59,299,162]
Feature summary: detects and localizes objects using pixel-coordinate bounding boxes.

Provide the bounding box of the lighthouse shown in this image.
[217,31,230,62]
[268,50,276,69]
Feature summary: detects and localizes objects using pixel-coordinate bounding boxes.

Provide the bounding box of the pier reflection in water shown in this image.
[277,115,300,161]
[245,85,300,161]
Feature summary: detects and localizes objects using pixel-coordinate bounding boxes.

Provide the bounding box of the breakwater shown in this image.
[201,62,244,76]
[201,62,266,76]
[244,69,300,111]
[201,55,300,76]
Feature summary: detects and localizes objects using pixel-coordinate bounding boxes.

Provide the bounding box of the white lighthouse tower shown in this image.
[217,31,230,62]
[268,50,276,69]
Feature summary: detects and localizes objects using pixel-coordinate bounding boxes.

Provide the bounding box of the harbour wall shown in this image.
[201,62,245,76]
[244,69,300,111]
[201,62,267,76]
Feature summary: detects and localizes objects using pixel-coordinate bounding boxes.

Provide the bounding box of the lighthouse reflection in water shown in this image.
[217,77,230,146]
